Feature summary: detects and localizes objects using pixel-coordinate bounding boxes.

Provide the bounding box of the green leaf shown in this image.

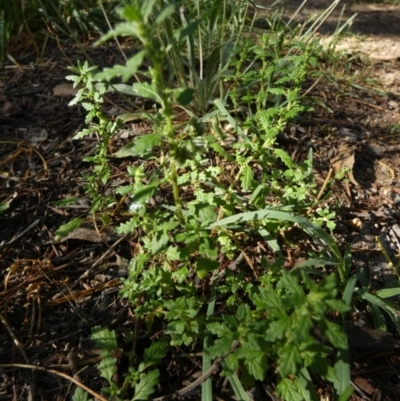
[342,275,357,306]
[98,353,116,384]
[95,22,141,44]
[207,322,233,338]
[130,82,162,103]
[338,386,354,401]
[141,0,157,21]
[91,326,118,351]
[236,337,267,381]
[227,374,251,401]
[240,165,253,191]
[133,370,159,400]
[155,3,176,25]
[277,377,305,401]
[55,218,82,241]
[52,197,80,207]
[114,133,162,158]
[357,289,400,329]
[91,326,118,384]
[298,367,318,401]
[274,148,294,168]
[214,99,252,146]
[196,257,219,279]
[95,51,146,82]
[140,340,168,371]
[322,320,347,349]
[376,281,400,298]
[279,343,302,377]
[268,87,286,96]
[0,200,10,214]
[208,209,342,263]
[72,387,92,401]
[151,230,169,255]
[266,317,291,341]
[173,20,200,42]
[121,4,141,22]
[173,87,195,106]
[73,128,92,140]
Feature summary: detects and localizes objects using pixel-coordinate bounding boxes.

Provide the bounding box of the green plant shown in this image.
[64,1,355,400]
[66,60,121,213]
[72,326,167,401]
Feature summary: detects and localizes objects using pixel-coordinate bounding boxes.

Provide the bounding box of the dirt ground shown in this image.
[1,1,400,400]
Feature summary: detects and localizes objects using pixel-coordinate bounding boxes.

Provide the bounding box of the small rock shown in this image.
[337,128,358,141]
[388,100,399,110]
[366,143,384,157]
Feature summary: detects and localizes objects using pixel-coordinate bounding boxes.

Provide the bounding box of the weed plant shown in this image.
[63,0,358,400]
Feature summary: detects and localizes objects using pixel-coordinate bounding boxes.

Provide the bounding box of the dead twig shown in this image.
[0,363,108,401]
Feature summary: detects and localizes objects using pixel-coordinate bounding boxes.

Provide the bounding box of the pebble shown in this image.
[366,143,384,157]
[388,100,399,110]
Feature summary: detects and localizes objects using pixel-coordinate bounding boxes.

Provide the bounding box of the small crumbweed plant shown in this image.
[66,1,354,400]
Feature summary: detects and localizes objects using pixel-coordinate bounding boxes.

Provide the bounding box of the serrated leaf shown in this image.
[274,148,294,168]
[114,132,162,158]
[277,377,305,401]
[236,339,266,381]
[244,353,266,381]
[151,230,169,255]
[140,340,168,371]
[95,50,146,82]
[279,343,302,377]
[130,184,158,205]
[222,353,239,375]
[196,257,219,279]
[241,165,253,191]
[322,320,347,349]
[97,353,116,384]
[165,246,180,261]
[55,218,82,241]
[69,88,85,106]
[133,370,159,400]
[266,317,291,341]
[208,322,233,338]
[73,128,92,139]
[287,90,298,103]
[91,326,118,351]
[208,336,235,359]
[268,87,286,96]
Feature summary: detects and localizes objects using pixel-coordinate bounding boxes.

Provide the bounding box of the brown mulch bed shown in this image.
[1,36,400,401]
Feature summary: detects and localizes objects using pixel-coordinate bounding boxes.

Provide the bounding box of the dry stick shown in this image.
[0,218,41,253]
[151,359,220,401]
[0,312,30,363]
[0,364,108,401]
[0,262,74,307]
[306,168,334,216]
[302,74,323,98]
[68,234,128,292]
[152,341,239,401]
